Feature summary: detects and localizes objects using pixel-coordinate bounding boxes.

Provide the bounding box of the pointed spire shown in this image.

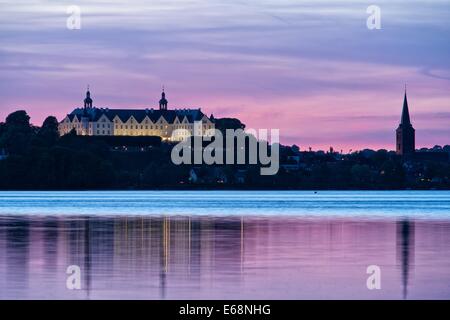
[401,87,411,126]
[396,87,415,155]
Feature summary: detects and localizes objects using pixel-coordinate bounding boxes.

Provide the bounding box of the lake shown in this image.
[0,190,450,299]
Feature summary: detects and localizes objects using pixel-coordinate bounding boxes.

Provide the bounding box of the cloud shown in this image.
[420,67,450,81]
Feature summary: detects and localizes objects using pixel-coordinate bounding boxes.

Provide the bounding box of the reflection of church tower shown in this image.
[159,87,168,110]
[396,219,415,299]
[396,89,415,155]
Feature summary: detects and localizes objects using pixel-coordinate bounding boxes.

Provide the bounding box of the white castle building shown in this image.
[59,88,215,141]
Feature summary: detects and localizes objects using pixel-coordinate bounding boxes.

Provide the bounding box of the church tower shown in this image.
[396,89,415,155]
[159,87,168,110]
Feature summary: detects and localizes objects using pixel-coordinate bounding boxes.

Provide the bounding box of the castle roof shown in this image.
[64,107,210,124]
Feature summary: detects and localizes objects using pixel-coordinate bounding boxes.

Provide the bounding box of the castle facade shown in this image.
[59,88,215,141]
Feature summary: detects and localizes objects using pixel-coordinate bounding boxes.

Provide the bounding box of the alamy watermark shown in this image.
[66,265,82,290]
[170,123,280,175]
[66,5,81,30]
[366,265,381,290]
[65,5,380,31]
[367,5,381,30]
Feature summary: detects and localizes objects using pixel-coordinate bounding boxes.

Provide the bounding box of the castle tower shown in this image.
[396,89,415,155]
[81,86,93,135]
[84,86,93,110]
[159,87,168,110]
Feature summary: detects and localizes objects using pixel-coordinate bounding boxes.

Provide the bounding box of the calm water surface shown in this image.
[0,191,450,299]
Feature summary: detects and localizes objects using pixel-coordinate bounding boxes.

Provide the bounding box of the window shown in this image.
[97,130,99,134]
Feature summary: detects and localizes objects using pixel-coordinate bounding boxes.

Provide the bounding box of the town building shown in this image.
[59,88,215,141]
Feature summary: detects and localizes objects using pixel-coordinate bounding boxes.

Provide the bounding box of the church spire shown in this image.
[401,86,411,126]
[396,87,415,155]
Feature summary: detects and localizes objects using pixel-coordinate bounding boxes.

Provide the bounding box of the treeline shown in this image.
[279,151,408,189]
[0,111,188,189]
[0,111,260,190]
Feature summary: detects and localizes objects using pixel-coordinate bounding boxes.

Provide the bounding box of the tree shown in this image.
[38,116,59,145]
[6,110,30,127]
[351,164,371,185]
[380,159,405,187]
[372,149,389,166]
[0,122,5,138]
[214,118,246,134]
[0,110,33,155]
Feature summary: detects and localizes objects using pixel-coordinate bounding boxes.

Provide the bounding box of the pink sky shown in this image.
[0,0,449,151]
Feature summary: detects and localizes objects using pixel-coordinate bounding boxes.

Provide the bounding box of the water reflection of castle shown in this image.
[0,216,427,299]
[71,216,245,298]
